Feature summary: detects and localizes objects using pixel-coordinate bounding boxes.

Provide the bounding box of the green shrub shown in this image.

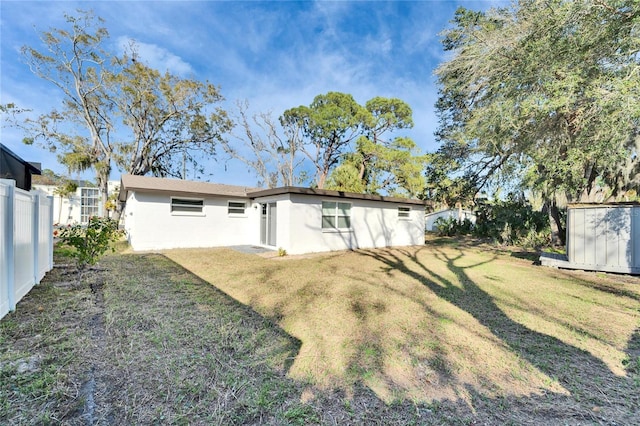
[433,198,552,249]
[434,216,458,236]
[474,198,550,248]
[434,216,474,237]
[56,216,124,269]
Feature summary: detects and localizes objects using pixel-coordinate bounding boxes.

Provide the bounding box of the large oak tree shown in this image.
[435,0,640,243]
[19,11,230,215]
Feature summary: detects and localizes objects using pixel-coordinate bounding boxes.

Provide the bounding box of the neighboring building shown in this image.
[118,174,427,254]
[425,208,476,232]
[33,180,120,225]
[0,143,41,191]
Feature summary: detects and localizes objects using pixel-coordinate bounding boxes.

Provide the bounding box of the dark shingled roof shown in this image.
[118,174,260,201]
[119,175,429,206]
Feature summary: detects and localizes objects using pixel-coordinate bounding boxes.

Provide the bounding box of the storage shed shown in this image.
[541,202,640,275]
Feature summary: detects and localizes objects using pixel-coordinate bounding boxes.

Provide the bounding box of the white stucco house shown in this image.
[33,180,120,225]
[118,174,427,254]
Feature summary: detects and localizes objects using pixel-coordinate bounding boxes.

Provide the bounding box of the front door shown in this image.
[260,202,277,246]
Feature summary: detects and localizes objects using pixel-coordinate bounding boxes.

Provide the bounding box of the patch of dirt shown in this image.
[76,274,109,424]
[0,355,41,374]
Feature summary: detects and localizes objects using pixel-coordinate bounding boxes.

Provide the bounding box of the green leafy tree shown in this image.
[435,0,640,244]
[282,92,367,189]
[109,49,231,179]
[330,97,428,198]
[282,93,427,196]
[328,136,427,197]
[324,161,366,193]
[422,152,478,209]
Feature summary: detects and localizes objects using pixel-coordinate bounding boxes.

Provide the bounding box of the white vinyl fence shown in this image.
[0,179,54,320]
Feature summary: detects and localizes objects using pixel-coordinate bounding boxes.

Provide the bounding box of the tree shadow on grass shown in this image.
[552,268,640,303]
[97,253,306,424]
[359,246,640,423]
[149,253,303,375]
[153,247,639,424]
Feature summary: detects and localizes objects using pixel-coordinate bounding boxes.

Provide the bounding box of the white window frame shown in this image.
[171,197,204,215]
[322,201,352,231]
[228,200,247,216]
[398,206,411,220]
[80,187,100,223]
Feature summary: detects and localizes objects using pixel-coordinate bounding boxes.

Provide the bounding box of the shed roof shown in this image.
[568,202,640,209]
[118,174,259,201]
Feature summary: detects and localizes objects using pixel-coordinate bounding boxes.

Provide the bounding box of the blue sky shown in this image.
[1,0,502,187]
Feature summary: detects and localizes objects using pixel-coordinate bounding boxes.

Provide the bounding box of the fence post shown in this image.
[49,195,54,270]
[1,179,16,312]
[32,191,40,285]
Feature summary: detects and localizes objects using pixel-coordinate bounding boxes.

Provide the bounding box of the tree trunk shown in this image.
[112,207,123,226]
[317,171,327,189]
[96,161,111,217]
[546,200,565,246]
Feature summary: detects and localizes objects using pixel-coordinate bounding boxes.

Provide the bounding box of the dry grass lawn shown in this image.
[2,237,639,424]
[164,237,640,413]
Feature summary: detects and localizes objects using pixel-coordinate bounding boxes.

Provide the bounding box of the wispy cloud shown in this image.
[1,0,497,186]
[115,37,193,76]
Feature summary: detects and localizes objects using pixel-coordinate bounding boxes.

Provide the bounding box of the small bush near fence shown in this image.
[56,217,124,270]
[434,199,550,248]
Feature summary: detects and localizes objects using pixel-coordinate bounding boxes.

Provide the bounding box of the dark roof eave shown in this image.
[247,186,429,206]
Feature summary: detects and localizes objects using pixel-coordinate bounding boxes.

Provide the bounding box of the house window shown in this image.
[171,197,204,214]
[322,201,351,229]
[398,206,411,219]
[228,201,246,215]
[80,188,100,223]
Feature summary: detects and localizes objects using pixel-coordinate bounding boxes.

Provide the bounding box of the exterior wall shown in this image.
[33,184,81,225]
[33,183,115,225]
[123,190,257,251]
[271,193,424,255]
[253,194,291,250]
[567,205,640,274]
[122,189,425,254]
